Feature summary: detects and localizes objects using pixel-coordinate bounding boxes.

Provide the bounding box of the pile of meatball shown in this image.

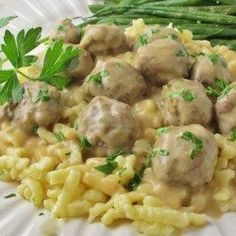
[2,19,236,189]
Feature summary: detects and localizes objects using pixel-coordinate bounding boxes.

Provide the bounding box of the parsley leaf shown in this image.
[176,48,187,57]
[167,89,196,102]
[126,149,157,191]
[95,149,124,175]
[95,161,118,175]
[80,137,92,150]
[208,53,220,65]
[1,27,42,68]
[38,41,80,90]
[138,34,148,46]
[0,70,20,104]
[157,149,169,156]
[4,193,16,199]
[206,78,231,97]
[12,83,24,102]
[228,128,236,141]
[180,89,196,102]
[88,70,109,85]
[180,131,203,159]
[0,16,17,29]
[34,88,51,103]
[156,127,171,135]
[55,131,65,142]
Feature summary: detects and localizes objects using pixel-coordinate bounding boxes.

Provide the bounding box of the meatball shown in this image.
[66,48,94,81]
[135,38,189,85]
[152,124,218,187]
[191,54,232,87]
[13,81,62,132]
[83,58,147,104]
[0,102,17,122]
[215,82,236,134]
[159,79,213,127]
[80,24,128,55]
[52,19,80,44]
[79,96,141,156]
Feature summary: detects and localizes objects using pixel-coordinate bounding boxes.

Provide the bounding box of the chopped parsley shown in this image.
[228,128,236,141]
[156,127,171,135]
[206,78,231,97]
[167,89,196,102]
[126,149,157,191]
[208,53,220,64]
[94,149,124,175]
[180,131,203,159]
[4,193,16,199]
[157,149,169,156]
[57,24,66,32]
[55,131,65,142]
[38,212,44,216]
[180,89,196,102]
[164,34,179,40]
[95,161,118,175]
[88,70,109,85]
[34,88,51,103]
[80,137,92,150]
[32,124,39,134]
[176,48,187,57]
[138,34,148,46]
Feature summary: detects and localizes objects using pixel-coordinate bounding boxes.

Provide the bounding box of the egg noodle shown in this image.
[0,19,236,236]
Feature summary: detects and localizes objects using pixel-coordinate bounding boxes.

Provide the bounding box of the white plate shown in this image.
[0,1,236,235]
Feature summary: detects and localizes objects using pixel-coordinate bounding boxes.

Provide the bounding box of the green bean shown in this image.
[128,7,236,24]
[142,0,204,6]
[217,0,236,4]
[210,39,236,50]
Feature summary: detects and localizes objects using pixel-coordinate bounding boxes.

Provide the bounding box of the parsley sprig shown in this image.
[0,16,17,29]
[180,131,203,159]
[206,78,231,97]
[0,28,80,105]
[95,149,124,175]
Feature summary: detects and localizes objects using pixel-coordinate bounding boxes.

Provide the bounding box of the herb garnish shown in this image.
[95,149,124,175]
[167,89,196,102]
[206,78,231,97]
[180,131,203,159]
[138,34,148,46]
[34,88,51,103]
[88,70,109,85]
[80,137,92,150]
[126,149,157,191]
[0,16,17,29]
[208,53,220,64]
[4,193,16,199]
[55,131,66,142]
[156,127,171,135]
[157,149,169,156]
[176,48,187,57]
[38,212,44,216]
[0,28,79,105]
[228,128,236,141]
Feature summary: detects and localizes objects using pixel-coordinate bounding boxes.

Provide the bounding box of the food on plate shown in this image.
[1,4,236,236]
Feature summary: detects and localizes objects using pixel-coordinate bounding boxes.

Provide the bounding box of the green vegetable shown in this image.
[1,28,42,68]
[95,149,124,175]
[156,127,171,135]
[157,149,169,156]
[88,70,109,85]
[95,161,118,175]
[208,53,220,64]
[206,78,231,97]
[0,16,17,29]
[80,137,92,150]
[38,212,44,216]
[55,131,66,142]
[38,41,80,90]
[176,48,187,57]
[228,127,236,141]
[4,193,16,198]
[138,34,148,45]
[34,88,51,103]
[180,131,203,159]
[181,89,196,101]
[126,149,157,191]
[32,124,39,134]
